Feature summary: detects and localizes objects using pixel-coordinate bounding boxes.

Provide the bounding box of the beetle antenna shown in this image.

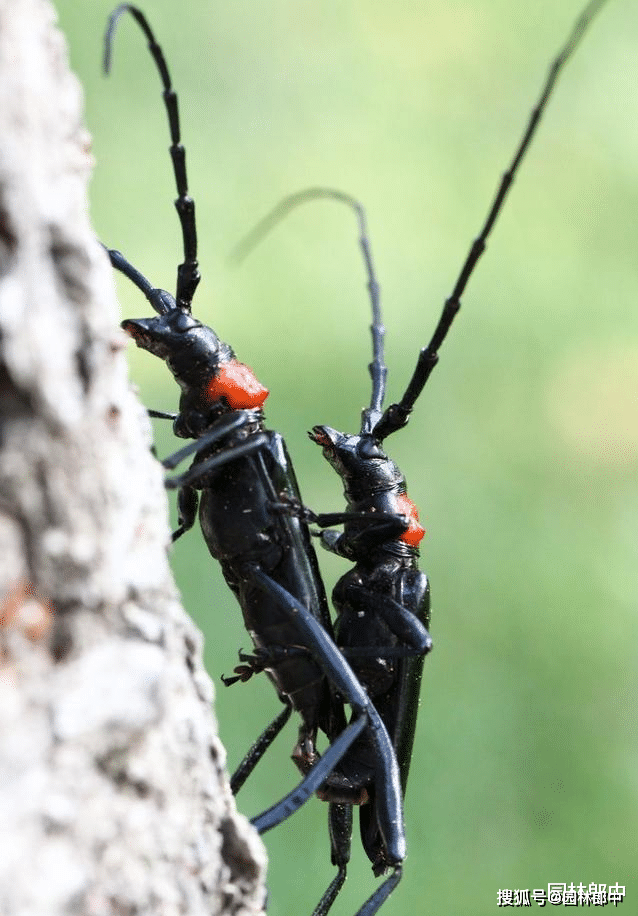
[372,0,609,443]
[231,187,386,432]
[104,4,200,312]
[102,244,176,316]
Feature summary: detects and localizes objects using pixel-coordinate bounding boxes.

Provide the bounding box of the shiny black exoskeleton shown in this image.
[234,3,610,912]
[102,4,407,865]
[122,308,336,749]
[302,422,432,916]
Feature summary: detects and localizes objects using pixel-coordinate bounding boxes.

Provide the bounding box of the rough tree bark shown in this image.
[0,2,266,914]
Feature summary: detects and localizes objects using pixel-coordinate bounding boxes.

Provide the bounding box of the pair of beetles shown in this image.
[102,3,609,914]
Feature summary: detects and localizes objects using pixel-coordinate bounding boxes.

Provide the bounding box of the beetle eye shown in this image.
[173,310,198,332]
[357,437,384,460]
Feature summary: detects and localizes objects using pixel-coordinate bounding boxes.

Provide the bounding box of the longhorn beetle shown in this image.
[232,2,610,913]
[102,3,409,865]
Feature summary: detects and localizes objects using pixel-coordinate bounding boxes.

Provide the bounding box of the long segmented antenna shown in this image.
[372,0,609,442]
[102,244,174,315]
[231,187,387,433]
[104,4,200,312]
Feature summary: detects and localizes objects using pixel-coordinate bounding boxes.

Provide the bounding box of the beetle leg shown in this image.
[229,703,293,795]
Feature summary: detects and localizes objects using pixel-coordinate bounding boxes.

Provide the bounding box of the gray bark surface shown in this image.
[0,2,266,914]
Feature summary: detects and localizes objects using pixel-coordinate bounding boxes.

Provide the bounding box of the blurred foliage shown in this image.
[56,1,636,913]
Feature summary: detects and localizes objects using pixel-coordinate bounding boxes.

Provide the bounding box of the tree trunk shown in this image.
[0,2,266,914]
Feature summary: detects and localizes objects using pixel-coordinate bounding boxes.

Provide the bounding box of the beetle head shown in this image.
[122,308,269,412]
[309,425,403,499]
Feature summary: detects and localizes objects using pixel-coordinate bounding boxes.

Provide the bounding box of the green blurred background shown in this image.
[56,1,636,912]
